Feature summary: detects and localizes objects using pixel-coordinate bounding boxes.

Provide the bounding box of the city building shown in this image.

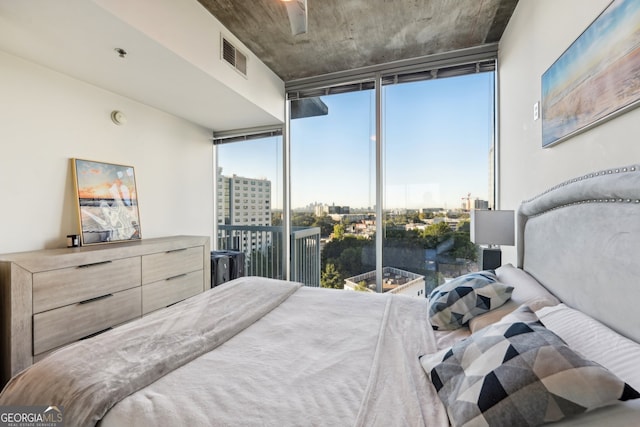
[217,171,272,252]
[474,199,489,210]
[344,267,426,297]
[314,203,350,216]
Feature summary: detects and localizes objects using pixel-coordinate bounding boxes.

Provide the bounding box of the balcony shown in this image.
[217,225,321,287]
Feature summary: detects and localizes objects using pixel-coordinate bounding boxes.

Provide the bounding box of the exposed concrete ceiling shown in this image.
[197,0,519,82]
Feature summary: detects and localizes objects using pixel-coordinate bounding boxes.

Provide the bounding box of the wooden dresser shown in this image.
[0,235,211,386]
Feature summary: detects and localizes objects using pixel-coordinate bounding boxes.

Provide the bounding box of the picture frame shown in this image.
[541,0,640,147]
[72,158,142,245]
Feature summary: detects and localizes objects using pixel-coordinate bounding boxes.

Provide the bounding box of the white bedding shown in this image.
[1,277,448,426]
[103,284,448,426]
[4,267,638,426]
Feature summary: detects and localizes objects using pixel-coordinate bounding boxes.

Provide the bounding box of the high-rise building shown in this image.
[217,170,272,252]
[474,199,489,210]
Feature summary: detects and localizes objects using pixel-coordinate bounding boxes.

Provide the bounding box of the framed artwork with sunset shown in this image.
[72,158,141,245]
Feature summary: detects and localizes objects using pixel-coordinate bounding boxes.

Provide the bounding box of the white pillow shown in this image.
[536,304,640,392]
[468,264,560,333]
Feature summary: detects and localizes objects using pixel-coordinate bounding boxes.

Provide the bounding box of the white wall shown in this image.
[0,51,214,253]
[498,0,640,264]
[93,0,285,125]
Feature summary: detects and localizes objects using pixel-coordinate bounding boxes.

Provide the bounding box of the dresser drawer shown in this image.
[142,246,203,284]
[33,257,141,314]
[142,270,204,314]
[33,287,141,355]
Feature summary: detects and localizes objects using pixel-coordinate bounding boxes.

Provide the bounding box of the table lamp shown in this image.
[470,209,515,270]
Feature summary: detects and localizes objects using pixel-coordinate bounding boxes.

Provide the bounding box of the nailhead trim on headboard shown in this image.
[519,165,640,218]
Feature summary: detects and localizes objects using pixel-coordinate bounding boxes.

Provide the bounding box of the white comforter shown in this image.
[1,277,447,426]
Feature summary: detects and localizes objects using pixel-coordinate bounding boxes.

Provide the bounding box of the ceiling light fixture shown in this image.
[281,0,307,35]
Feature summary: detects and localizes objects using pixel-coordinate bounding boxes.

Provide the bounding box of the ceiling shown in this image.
[197,0,519,82]
[0,0,282,131]
[0,0,518,132]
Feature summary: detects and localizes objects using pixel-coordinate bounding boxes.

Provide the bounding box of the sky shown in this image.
[218,72,494,211]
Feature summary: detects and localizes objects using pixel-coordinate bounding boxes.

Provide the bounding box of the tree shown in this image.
[292,212,315,227]
[333,223,345,240]
[313,215,336,237]
[457,219,470,233]
[335,246,363,278]
[420,211,434,220]
[450,231,478,261]
[271,212,282,226]
[421,221,452,248]
[321,263,343,289]
[407,212,421,223]
[354,280,370,292]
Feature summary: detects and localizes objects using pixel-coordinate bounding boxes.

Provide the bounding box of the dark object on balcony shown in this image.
[211,250,245,288]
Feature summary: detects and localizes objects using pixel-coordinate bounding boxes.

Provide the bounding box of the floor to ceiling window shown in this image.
[213,50,498,293]
[215,134,286,280]
[290,90,377,289]
[382,72,495,295]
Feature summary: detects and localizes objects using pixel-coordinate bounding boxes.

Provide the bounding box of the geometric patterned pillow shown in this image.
[428,270,513,330]
[420,322,640,427]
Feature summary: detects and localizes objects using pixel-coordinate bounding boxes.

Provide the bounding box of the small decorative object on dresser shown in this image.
[0,235,210,387]
[72,158,142,246]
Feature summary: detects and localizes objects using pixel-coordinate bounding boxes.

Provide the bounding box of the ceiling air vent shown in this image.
[221,36,247,77]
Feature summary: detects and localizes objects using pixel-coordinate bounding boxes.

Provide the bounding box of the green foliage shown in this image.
[319,215,477,289]
[423,221,452,237]
[450,232,478,261]
[313,214,337,237]
[354,280,370,292]
[321,263,344,289]
[385,228,422,243]
[321,235,371,283]
[271,212,283,226]
[419,221,452,248]
[457,219,470,232]
[419,211,434,220]
[292,212,316,227]
[334,246,362,276]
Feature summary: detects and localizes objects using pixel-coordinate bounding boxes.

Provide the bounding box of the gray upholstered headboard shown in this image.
[517,165,640,343]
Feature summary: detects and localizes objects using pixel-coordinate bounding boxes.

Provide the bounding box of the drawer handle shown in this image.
[167,273,188,281]
[78,294,114,304]
[80,327,113,340]
[166,248,187,254]
[77,260,113,269]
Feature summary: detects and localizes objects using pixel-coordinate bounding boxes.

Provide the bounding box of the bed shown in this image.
[2,165,640,426]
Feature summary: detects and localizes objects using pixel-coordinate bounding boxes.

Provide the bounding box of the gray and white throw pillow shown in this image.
[420,321,640,427]
[428,270,513,330]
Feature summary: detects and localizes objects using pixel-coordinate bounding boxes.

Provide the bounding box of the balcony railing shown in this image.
[217,225,321,287]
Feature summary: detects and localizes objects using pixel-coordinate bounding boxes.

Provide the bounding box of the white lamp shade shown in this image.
[470,210,515,246]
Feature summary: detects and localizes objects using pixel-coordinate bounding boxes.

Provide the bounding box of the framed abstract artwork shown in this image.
[72,158,142,245]
[541,0,640,147]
